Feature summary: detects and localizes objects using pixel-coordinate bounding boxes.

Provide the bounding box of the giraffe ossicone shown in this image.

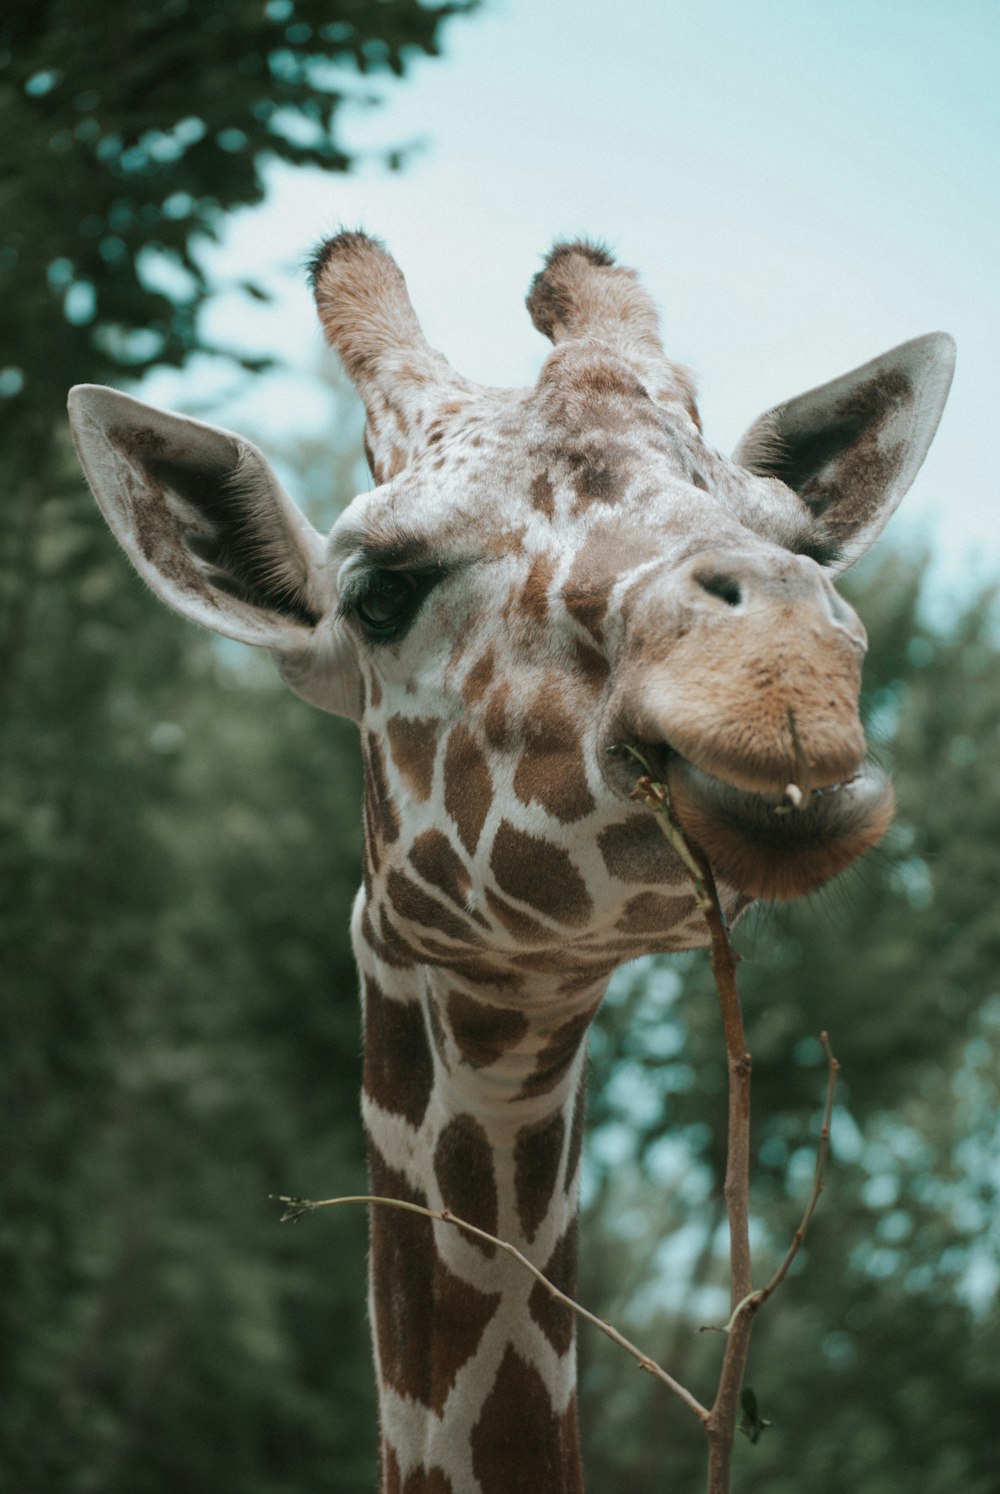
[69,232,954,1493]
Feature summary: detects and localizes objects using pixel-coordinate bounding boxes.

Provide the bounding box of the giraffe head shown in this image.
[69,233,954,958]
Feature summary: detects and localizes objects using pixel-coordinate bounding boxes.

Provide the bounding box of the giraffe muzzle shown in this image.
[660,748,894,900]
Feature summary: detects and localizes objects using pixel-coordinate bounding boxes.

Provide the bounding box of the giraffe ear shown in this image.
[69,384,330,644]
[733,333,955,571]
[69,385,361,719]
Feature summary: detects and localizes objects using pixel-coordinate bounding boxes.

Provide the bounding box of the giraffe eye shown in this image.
[354,571,418,635]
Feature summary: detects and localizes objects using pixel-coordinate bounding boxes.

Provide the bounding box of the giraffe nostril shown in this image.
[694,571,743,607]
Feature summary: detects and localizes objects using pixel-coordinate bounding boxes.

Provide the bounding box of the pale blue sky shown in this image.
[143,0,999,599]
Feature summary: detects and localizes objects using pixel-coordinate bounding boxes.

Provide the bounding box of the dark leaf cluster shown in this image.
[0,0,473,419]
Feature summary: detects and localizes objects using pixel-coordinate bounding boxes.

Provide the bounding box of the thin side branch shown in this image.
[271,1191,710,1426]
[747,1030,839,1311]
[708,1031,840,1337]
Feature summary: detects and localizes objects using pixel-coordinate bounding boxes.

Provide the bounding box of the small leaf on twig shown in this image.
[738,1385,772,1444]
[269,1193,317,1224]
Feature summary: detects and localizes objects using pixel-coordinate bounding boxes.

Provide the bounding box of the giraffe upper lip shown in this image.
[608,735,864,807]
[666,755,874,818]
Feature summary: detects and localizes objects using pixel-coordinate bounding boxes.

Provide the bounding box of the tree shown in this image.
[0,0,473,710]
[0,0,472,406]
[0,5,472,1488]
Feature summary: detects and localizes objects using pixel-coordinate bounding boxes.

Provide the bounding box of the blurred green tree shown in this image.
[0,3,471,1489]
[578,554,1000,1494]
[0,396,382,1491]
[0,0,471,402]
[0,0,473,703]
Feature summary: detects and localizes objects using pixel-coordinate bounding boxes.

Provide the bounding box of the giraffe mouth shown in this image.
[612,741,893,900]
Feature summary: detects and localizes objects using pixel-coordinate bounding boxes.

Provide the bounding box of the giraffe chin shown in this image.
[664,754,895,901]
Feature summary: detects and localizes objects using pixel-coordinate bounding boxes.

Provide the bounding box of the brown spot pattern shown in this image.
[565,438,630,511]
[447,959,524,992]
[484,888,554,944]
[485,524,528,558]
[597,814,674,883]
[363,976,434,1127]
[386,716,440,802]
[513,690,596,824]
[571,356,650,405]
[490,821,593,926]
[514,1112,565,1242]
[483,682,515,753]
[434,1114,499,1256]
[615,890,691,933]
[572,637,610,688]
[462,649,495,706]
[386,868,481,946]
[359,904,416,970]
[470,1346,582,1494]
[369,1149,500,1415]
[562,518,660,642]
[521,1010,592,1099]
[383,1448,454,1494]
[520,551,556,623]
[530,470,556,520]
[443,724,494,856]
[528,1218,578,1356]
[446,990,529,1069]
[382,904,424,967]
[409,829,471,910]
[365,733,400,846]
[561,578,610,639]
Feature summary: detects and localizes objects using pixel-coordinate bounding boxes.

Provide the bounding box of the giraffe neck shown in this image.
[356,912,601,1494]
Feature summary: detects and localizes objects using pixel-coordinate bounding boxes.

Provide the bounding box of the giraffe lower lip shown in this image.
[661,753,894,899]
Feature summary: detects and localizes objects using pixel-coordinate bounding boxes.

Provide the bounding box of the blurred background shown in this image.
[1,2,998,1490]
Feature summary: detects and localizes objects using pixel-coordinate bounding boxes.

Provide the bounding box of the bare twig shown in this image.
[271,1191,710,1426]
[706,1031,840,1339]
[746,1030,839,1311]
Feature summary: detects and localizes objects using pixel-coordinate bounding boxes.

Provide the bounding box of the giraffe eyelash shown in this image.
[794,540,843,569]
[338,565,447,642]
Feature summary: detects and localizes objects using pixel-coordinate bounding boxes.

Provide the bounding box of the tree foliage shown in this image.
[0,0,471,414]
[0,4,468,1489]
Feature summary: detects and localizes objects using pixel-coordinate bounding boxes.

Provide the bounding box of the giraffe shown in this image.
[68,232,954,1493]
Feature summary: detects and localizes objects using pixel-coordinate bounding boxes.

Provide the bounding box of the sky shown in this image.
[142,0,1000,605]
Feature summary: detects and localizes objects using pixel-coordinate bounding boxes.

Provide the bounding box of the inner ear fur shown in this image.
[69,385,329,647]
[733,332,955,570]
